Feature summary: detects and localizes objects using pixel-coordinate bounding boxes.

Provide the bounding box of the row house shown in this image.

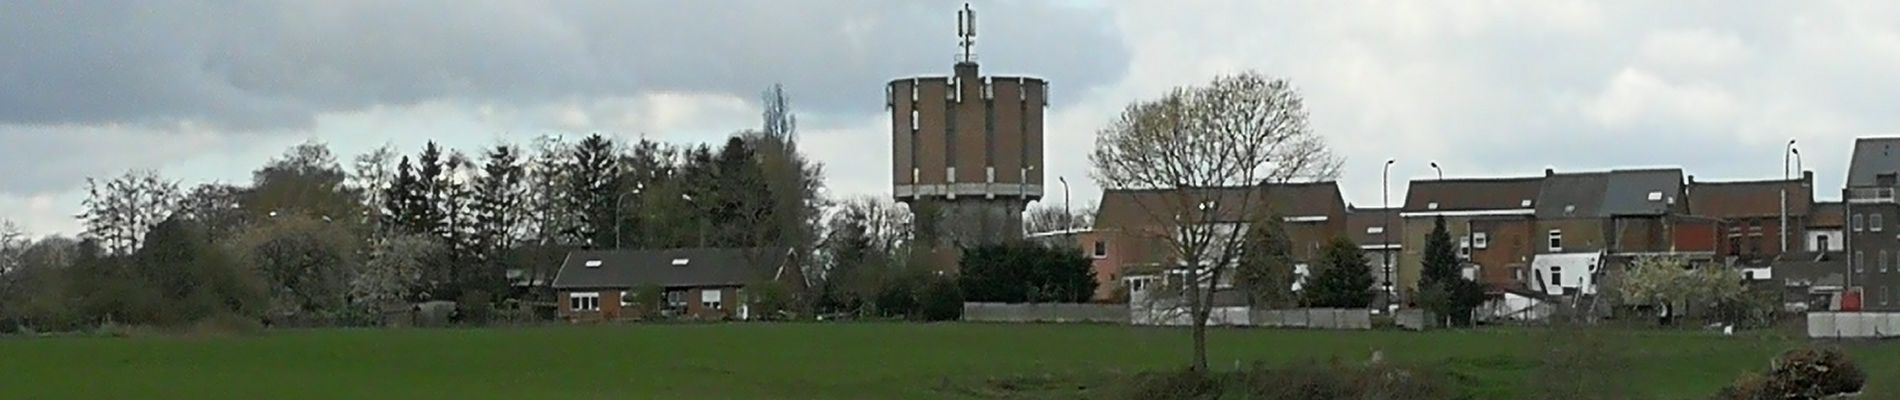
[1345,207,1401,299]
[1684,173,1815,266]
[1091,182,1348,303]
[1843,137,1900,311]
[1398,168,1720,301]
[1398,176,1543,298]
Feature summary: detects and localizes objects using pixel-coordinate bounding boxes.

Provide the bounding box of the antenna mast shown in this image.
[957,3,977,63]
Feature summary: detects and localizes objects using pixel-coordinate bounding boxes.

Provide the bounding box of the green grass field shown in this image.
[0,323,1894,399]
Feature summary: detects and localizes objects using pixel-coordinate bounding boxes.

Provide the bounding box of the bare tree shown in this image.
[78,170,183,255]
[0,220,24,274]
[1089,72,1340,371]
[1023,203,1095,235]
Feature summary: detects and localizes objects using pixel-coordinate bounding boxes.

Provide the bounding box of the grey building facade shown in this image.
[1844,137,1900,311]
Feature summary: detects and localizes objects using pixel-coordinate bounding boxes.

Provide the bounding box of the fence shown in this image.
[962,302,1129,324]
[1807,312,1900,339]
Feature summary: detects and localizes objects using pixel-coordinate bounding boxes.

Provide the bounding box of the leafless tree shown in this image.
[0,220,25,274]
[78,170,183,255]
[1023,203,1095,235]
[1089,71,1340,372]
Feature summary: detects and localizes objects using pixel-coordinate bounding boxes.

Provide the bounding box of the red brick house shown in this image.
[552,247,793,321]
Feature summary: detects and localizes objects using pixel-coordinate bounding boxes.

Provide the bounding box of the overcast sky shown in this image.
[5,1,1900,236]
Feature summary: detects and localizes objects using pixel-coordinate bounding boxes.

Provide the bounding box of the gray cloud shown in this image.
[0,1,1130,130]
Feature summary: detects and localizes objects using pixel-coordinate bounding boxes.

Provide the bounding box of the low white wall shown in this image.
[961,302,1129,324]
[1807,312,1900,339]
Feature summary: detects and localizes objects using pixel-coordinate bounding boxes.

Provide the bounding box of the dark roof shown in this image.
[1345,207,1400,247]
[1847,137,1900,187]
[1812,201,1845,228]
[552,247,790,289]
[1687,178,1811,218]
[1600,169,1684,216]
[1095,182,1344,229]
[1534,173,1609,218]
[1402,177,1543,213]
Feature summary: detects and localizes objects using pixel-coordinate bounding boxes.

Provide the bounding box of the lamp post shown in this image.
[1058,176,1072,230]
[682,193,704,247]
[1782,139,1795,253]
[615,183,645,249]
[1383,159,1396,302]
[1429,161,1443,180]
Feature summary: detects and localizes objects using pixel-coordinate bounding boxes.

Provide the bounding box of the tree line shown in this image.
[0,87,969,330]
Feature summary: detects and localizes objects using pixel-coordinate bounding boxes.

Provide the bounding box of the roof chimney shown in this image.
[1687,175,1695,184]
[1803,170,1814,186]
[1545,168,1555,177]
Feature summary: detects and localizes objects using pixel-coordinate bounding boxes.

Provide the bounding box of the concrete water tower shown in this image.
[888,4,1046,270]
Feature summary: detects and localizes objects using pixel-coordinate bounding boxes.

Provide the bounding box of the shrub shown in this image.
[1713,346,1865,399]
[456,290,494,325]
[1123,369,1221,400]
[918,275,963,321]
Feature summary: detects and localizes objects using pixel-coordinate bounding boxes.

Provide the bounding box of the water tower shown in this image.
[888,4,1046,270]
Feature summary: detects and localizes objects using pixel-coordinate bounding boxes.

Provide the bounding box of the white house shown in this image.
[1530,252,1604,296]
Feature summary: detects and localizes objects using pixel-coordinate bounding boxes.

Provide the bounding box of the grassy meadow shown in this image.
[0,323,1894,399]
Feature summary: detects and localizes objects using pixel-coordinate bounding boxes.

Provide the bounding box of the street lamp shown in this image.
[1382,159,1396,302]
[1429,161,1443,180]
[1057,176,1072,230]
[1782,139,1795,253]
[615,182,645,249]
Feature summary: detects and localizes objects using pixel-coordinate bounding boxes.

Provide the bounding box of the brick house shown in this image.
[1400,176,1543,298]
[1685,172,1814,265]
[552,247,794,321]
[1093,182,1348,302]
[1345,207,1401,300]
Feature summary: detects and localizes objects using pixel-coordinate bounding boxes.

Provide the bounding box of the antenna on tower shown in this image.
[957,3,977,63]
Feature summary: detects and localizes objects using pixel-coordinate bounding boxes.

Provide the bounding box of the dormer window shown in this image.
[584,260,603,268]
[671,258,690,267]
[1647,191,1664,201]
[1564,204,1576,214]
[1520,199,1533,207]
[1427,202,1439,210]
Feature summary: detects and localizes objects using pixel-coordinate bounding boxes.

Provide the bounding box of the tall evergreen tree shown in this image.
[470,145,526,293]
[1237,213,1297,308]
[381,156,425,235]
[1302,237,1373,308]
[565,134,619,248]
[414,142,449,239]
[1418,215,1484,324]
[1421,216,1460,286]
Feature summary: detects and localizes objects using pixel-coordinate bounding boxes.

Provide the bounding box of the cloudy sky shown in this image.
[4,1,1900,236]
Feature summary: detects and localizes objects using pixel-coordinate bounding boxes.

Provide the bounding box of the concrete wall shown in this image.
[1808,312,1900,338]
[962,302,1129,324]
[1247,309,1373,330]
[1396,309,1439,331]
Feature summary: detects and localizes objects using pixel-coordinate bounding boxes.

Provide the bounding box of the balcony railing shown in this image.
[1849,187,1896,204]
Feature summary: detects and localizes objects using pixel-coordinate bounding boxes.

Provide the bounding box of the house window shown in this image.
[1884,250,1892,273]
[1473,232,1489,249]
[1092,241,1108,258]
[620,291,635,307]
[909,110,919,131]
[1647,191,1664,201]
[1427,202,1439,210]
[665,290,688,311]
[1817,235,1831,252]
[1458,237,1472,259]
[1367,226,1385,235]
[1550,266,1563,289]
[568,292,600,312]
[1854,213,1865,232]
[1875,214,1885,232]
[701,289,724,310]
[1548,229,1563,252]
[1856,251,1866,273]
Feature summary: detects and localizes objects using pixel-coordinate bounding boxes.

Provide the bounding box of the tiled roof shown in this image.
[1534,173,1609,218]
[1346,207,1400,247]
[1402,177,1544,213]
[1095,182,1344,230]
[552,247,789,289]
[1846,137,1900,187]
[1601,169,1684,216]
[1687,179,1812,218]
